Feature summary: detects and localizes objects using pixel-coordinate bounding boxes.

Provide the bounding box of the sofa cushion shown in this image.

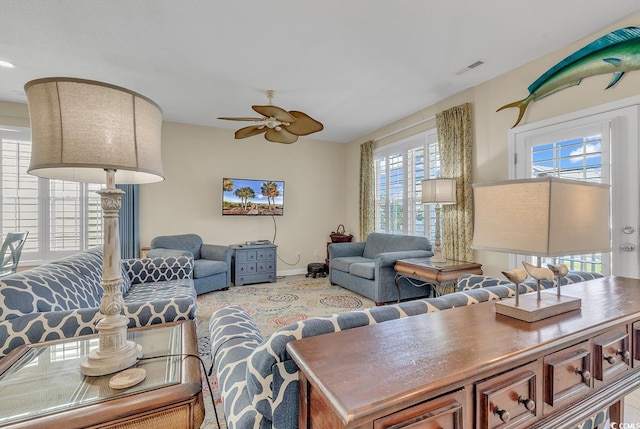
[349,262,375,280]
[362,233,393,259]
[330,256,370,273]
[194,259,227,279]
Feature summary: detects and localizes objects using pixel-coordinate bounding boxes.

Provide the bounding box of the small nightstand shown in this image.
[394,257,483,301]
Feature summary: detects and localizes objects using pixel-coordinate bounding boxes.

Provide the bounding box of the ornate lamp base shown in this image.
[81,314,143,376]
[81,169,143,376]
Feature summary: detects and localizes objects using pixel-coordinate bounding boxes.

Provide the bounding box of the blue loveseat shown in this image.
[210,271,603,429]
[0,247,197,358]
[328,232,434,304]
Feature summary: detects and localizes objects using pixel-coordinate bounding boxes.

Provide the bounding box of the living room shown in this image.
[3,3,640,429]
[1,4,639,282]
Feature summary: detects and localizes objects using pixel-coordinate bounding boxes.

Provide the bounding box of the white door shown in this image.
[512,104,640,278]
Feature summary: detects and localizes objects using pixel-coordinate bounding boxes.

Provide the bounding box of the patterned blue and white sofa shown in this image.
[0,247,196,358]
[209,270,603,429]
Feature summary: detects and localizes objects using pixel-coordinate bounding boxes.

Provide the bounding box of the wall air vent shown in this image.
[454,59,486,76]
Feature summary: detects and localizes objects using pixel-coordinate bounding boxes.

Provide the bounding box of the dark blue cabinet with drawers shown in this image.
[231,244,277,286]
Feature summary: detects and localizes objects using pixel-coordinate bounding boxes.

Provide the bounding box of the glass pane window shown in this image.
[528,131,606,273]
[374,130,439,238]
[1,125,103,263]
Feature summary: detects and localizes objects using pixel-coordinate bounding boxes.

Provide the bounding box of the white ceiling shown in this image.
[2,1,640,143]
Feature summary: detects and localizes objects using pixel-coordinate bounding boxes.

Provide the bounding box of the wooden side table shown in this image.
[0,320,204,429]
[394,257,483,301]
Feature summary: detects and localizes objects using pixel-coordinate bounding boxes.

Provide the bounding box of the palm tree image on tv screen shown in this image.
[222,178,285,216]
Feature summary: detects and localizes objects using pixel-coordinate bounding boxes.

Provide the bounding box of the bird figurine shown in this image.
[522,261,554,301]
[522,261,554,281]
[547,264,569,277]
[502,268,528,284]
[502,268,528,306]
[547,263,569,298]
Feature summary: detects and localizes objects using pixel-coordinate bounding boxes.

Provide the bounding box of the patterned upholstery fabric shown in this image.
[0,248,196,358]
[457,271,604,292]
[210,271,604,429]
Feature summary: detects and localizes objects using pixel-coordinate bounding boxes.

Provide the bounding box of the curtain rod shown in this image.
[372,115,436,143]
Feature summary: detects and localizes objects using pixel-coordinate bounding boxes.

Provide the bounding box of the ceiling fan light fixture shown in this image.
[219,90,323,144]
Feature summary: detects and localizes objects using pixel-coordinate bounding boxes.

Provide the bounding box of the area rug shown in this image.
[196,274,375,429]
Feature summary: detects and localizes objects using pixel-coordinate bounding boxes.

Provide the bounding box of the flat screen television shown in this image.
[222,178,285,216]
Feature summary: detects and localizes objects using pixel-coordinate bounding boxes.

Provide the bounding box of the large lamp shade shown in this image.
[25,77,164,184]
[473,177,611,256]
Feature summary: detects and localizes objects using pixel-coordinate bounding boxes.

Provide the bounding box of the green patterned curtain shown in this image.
[436,103,474,261]
[359,140,375,240]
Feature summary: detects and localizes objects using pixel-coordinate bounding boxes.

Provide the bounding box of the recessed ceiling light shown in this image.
[0,60,15,68]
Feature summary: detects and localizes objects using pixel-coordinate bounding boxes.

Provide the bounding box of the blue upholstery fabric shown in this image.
[210,271,605,429]
[148,233,232,295]
[329,233,434,304]
[0,248,196,358]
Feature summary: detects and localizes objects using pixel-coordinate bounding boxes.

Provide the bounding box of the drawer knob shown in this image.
[604,354,617,365]
[617,349,631,360]
[518,396,536,411]
[493,406,510,423]
[575,368,591,381]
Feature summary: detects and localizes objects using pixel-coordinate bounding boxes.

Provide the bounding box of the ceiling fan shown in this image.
[218,90,324,144]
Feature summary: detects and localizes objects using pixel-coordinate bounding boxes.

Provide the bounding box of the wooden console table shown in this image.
[288,277,640,429]
[0,321,204,429]
[394,257,483,300]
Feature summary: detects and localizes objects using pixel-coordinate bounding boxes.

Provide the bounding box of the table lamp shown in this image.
[24,77,164,375]
[473,176,610,322]
[422,178,457,263]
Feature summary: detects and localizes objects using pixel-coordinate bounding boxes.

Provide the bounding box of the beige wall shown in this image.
[141,121,348,274]
[346,12,640,277]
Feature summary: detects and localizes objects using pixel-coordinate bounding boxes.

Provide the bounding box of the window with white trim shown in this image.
[374,129,440,239]
[515,120,611,274]
[1,125,102,264]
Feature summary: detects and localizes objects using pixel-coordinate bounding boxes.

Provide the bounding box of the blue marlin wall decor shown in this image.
[498,26,640,128]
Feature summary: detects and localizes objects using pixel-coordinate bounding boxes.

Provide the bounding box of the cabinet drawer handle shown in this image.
[604,354,617,365]
[493,406,510,423]
[575,368,591,381]
[518,396,535,411]
[617,349,631,360]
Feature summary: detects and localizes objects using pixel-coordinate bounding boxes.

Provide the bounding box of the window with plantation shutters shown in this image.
[1,125,102,264]
[374,129,440,239]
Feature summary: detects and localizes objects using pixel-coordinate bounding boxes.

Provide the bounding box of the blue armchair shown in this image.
[148,233,232,295]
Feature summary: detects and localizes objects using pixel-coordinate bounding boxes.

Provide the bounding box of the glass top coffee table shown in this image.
[0,320,204,429]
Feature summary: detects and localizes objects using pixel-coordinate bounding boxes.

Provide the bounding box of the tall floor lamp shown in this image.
[473,177,610,322]
[25,78,164,375]
[422,178,457,263]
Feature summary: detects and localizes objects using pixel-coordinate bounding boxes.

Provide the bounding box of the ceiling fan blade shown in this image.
[265,128,299,144]
[252,105,296,123]
[284,111,324,136]
[235,125,267,139]
[218,117,265,122]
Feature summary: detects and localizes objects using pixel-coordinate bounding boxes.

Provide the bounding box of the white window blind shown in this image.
[374,129,439,238]
[1,125,102,264]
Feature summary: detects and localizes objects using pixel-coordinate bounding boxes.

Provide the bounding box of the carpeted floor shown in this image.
[196,274,375,429]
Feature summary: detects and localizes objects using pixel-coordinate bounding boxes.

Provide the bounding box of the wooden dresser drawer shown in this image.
[374,389,467,429]
[543,341,591,414]
[593,329,630,387]
[475,361,539,429]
